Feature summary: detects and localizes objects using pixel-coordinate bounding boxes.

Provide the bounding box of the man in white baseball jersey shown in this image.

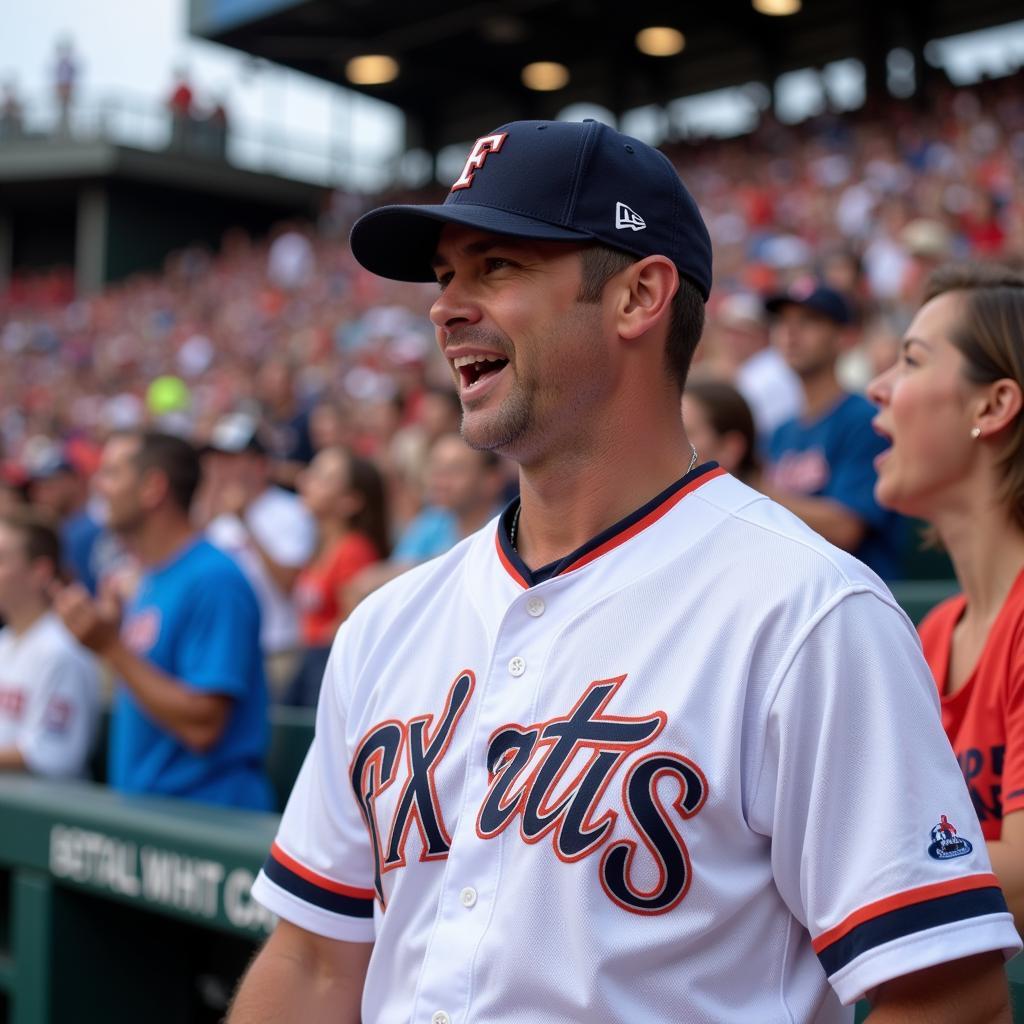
[0,510,100,777]
[230,120,1020,1023]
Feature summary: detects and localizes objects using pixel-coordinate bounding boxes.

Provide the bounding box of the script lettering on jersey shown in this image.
[350,671,475,906]
[476,676,708,915]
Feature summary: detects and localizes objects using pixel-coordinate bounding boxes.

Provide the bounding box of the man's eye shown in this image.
[484,257,512,272]
[435,272,453,291]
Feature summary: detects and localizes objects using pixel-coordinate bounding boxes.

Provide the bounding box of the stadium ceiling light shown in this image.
[522,62,570,91]
[752,0,801,14]
[635,27,686,57]
[345,55,400,86]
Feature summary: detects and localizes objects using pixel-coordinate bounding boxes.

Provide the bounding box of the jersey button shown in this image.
[526,597,545,617]
[508,656,526,677]
[432,1013,451,1024]
[459,886,477,908]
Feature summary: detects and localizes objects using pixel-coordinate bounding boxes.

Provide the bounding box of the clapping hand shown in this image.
[50,578,123,657]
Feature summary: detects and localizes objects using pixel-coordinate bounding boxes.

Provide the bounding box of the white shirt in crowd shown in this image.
[207,486,316,654]
[0,611,101,778]
[736,346,804,441]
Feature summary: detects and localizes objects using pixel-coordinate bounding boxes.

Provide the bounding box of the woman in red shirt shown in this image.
[286,446,389,706]
[868,263,1024,932]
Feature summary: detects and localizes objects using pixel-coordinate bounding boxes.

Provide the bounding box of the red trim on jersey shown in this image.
[811,873,1000,953]
[562,467,727,575]
[495,530,531,589]
[495,464,727,589]
[270,842,375,901]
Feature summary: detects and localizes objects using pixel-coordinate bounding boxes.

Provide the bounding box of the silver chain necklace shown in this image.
[509,445,698,553]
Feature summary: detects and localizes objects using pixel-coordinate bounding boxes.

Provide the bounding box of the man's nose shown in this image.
[430,277,482,335]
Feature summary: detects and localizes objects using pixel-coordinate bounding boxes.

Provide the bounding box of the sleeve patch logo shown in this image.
[928,815,973,860]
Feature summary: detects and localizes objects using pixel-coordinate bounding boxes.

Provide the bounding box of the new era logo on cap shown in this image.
[615,202,646,232]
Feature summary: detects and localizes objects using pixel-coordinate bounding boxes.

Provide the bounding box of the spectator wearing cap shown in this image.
[27,446,107,595]
[0,509,100,778]
[712,292,803,444]
[52,431,272,809]
[763,281,905,579]
[899,218,954,310]
[202,412,316,698]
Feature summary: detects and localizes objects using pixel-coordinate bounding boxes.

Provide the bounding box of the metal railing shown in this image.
[0,91,402,192]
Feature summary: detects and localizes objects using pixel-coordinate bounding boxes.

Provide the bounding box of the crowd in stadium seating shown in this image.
[1,74,1022,805]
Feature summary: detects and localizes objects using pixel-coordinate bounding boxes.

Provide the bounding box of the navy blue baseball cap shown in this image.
[350,119,713,301]
[764,281,853,325]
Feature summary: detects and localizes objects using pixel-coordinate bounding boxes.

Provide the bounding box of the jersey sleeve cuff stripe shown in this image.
[263,853,375,918]
[267,842,375,906]
[816,886,1008,978]
[812,872,1000,952]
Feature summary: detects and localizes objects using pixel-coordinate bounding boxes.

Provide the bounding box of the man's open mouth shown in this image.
[453,354,510,389]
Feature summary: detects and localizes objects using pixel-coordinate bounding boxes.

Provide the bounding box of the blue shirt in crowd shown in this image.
[109,537,273,810]
[62,508,103,594]
[768,393,905,580]
[394,506,460,562]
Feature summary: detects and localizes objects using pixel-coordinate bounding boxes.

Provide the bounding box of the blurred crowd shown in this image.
[1,73,1022,806]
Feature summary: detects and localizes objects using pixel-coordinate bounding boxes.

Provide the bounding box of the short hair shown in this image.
[923,263,1024,529]
[577,245,706,390]
[115,430,201,513]
[684,380,760,483]
[0,508,61,575]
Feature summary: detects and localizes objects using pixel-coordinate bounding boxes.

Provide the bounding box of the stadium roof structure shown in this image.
[191,0,1022,152]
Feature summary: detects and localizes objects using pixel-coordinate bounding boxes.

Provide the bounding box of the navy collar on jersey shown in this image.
[495,462,725,589]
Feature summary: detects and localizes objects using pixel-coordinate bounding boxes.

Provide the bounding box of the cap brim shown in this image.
[764,294,849,324]
[201,441,264,456]
[350,203,593,282]
[763,294,798,314]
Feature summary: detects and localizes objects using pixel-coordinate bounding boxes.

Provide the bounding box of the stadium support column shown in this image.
[905,0,934,106]
[861,0,889,105]
[75,185,108,296]
[0,212,11,294]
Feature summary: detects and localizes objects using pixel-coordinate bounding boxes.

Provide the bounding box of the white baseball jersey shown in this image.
[0,611,101,777]
[253,466,1020,1023]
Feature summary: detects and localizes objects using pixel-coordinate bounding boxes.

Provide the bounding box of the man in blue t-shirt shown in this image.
[53,431,273,810]
[764,282,905,580]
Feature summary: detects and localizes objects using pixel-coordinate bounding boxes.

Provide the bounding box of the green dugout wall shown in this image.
[0,777,277,1023]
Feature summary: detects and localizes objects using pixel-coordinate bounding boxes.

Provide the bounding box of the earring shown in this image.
[971,426,982,439]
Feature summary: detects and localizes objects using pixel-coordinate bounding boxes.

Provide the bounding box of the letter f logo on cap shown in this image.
[451,132,508,191]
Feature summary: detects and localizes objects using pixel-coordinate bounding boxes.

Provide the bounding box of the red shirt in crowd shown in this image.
[293,532,379,648]
[918,569,1024,840]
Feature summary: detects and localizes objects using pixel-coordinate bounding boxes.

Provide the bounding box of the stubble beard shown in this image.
[460,376,533,455]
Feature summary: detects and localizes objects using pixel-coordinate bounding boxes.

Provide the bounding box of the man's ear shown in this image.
[615,256,678,342]
[138,467,168,511]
